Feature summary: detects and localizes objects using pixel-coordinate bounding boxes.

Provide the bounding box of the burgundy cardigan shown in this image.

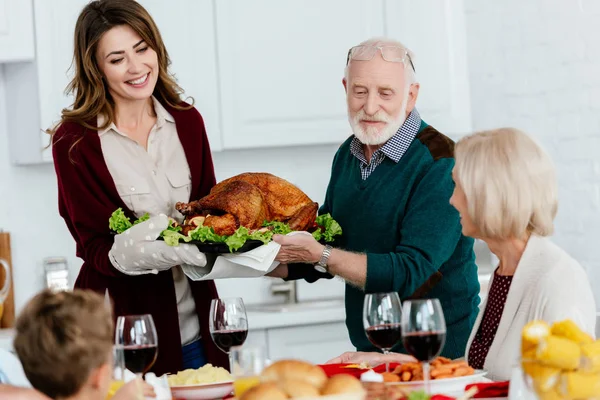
[52,102,228,375]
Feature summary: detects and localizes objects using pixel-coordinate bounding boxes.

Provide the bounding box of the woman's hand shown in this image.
[326,351,416,366]
[109,215,207,275]
[112,378,156,400]
[273,232,324,264]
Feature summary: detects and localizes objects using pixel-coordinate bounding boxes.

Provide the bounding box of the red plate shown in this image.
[318,363,402,378]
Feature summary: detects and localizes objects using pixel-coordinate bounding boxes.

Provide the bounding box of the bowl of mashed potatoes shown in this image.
[167,364,233,400]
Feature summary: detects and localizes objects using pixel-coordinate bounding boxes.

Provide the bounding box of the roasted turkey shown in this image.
[175,173,318,236]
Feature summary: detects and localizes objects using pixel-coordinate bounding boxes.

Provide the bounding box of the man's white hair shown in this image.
[344,37,418,85]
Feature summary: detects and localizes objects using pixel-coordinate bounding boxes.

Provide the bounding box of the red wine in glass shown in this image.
[210,298,248,371]
[363,292,403,372]
[210,329,249,353]
[365,323,403,350]
[402,331,446,362]
[401,299,447,394]
[115,314,158,377]
[123,344,158,374]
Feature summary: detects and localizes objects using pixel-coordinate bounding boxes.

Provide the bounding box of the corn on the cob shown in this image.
[523,320,551,353]
[551,319,593,345]
[536,336,580,370]
[521,362,560,392]
[580,340,600,373]
[560,371,600,398]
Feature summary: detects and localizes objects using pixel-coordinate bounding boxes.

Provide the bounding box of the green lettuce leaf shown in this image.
[262,220,292,235]
[109,208,133,234]
[315,213,343,242]
[311,229,323,241]
[251,229,273,244]
[224,226,251,252]
[161,229,191,246]
[133,213,150,225]
[189,225,226,243]
[109,208,151,234]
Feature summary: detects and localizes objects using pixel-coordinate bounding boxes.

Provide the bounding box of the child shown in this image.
[13,289,155,400]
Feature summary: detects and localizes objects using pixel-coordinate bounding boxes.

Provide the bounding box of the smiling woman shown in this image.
[48,0,228,375]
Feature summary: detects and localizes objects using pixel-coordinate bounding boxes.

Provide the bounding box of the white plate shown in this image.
[387,370,488,395]
[170,381,233,400]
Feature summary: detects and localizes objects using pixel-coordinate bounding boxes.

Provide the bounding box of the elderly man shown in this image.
[272,38,480,359]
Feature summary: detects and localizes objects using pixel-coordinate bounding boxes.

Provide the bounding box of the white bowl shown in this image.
[170,380,233,400]
[387,370,488,395]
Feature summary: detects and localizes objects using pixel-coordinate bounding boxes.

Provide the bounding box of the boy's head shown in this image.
[14,289,114,399]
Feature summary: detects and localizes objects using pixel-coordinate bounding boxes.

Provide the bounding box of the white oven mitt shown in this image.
[109,215,207,276]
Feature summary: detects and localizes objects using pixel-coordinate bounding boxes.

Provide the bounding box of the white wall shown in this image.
[464,1,600,302]
[0,64,344,312]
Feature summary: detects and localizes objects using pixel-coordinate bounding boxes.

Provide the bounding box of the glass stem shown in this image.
[383,350,389,373]
[228,352,234,374]
[422,361,431,394]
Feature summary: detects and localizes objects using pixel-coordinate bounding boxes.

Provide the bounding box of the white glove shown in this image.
[108,215,207,276]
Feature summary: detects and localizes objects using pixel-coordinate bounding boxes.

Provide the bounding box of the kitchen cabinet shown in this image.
[0,0,35,63]
[215,0,385,149]
[247,322,352,364]
[384,0,472,134]
[5,0,222,165]
[5,0,472,164]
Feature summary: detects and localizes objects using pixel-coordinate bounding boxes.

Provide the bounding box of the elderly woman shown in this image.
[329,128,596,381]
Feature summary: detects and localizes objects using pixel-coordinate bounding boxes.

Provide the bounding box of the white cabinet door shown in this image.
[266,322,352,364]
[139,0,223,151]
[215,0,384,150]
[4,0,82,164]
[5,0,221,164]
[0,0,35,63]
[384,0,472,135]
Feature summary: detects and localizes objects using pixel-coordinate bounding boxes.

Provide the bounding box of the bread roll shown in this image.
[277,379,320,398]
[321,374,365,395]
[240,382,287,400]
[262,359,328,389]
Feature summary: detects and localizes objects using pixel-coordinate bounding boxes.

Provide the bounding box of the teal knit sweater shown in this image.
[320,121,480,359]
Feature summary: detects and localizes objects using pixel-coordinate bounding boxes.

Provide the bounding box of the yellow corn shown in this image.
[551,319,593,345]
[581,340,600,373]
[522,320,551,354]
[535,387,564,400]
[560,371,600,398]
[536,336,580,370]
[522,362,560,392]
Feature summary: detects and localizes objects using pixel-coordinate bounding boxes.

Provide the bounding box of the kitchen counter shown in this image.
[246,299,346,330]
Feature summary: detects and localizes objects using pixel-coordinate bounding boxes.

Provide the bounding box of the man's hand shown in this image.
[273,232,324,264]
[326,351,416,366]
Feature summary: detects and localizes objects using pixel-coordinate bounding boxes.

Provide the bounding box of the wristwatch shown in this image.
[314,245,333,273]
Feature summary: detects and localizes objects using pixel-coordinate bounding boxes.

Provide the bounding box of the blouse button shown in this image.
[130,186,136,192]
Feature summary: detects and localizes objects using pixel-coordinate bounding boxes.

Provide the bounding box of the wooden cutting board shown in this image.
[0,232,15,328]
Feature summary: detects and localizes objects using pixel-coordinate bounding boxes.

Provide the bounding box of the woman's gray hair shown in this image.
[454,128,558,239]
[344,37,418,85]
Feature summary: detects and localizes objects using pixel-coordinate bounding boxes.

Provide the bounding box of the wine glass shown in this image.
[401,299,447,394]
[209,298,249,370]
[363,292,403,372]
[115,314,158,378]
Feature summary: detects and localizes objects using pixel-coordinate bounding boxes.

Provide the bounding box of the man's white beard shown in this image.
[349,95,409,146]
